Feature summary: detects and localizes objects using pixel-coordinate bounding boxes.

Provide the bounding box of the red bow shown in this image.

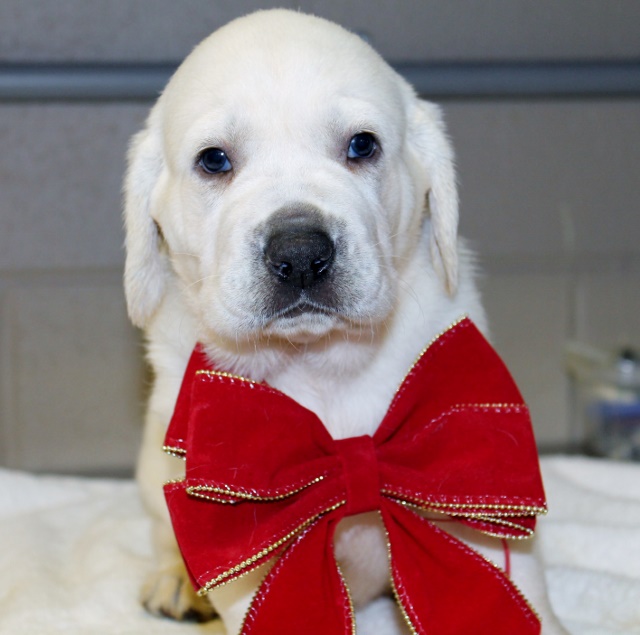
[163,318,546,634]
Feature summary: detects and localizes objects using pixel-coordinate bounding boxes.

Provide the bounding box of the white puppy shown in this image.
[124,9,566,634]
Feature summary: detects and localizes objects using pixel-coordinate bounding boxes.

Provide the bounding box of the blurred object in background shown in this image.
[567,341,640,460]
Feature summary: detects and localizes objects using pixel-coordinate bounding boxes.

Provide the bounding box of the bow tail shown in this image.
[381,501,541,635]
[241,514,354,635]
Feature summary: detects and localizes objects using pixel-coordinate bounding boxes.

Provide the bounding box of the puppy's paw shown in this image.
[141,562,218,622]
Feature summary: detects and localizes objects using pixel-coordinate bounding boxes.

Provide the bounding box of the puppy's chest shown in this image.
[266,368,400,440]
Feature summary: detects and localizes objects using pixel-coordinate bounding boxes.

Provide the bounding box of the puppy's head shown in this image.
[124,9,458,345]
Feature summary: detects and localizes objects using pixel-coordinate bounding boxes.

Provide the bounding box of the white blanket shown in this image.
[0,457,638,634]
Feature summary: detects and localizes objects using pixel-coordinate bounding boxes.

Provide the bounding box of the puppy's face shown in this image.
[124,11,459,345]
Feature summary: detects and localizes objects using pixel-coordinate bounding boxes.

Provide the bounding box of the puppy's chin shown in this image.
[202,306,380,349]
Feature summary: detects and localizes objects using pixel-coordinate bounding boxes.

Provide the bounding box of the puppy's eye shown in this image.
[347,132,377,159]
[198,147,232,174]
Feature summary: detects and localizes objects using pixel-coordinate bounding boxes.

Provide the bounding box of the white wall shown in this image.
[1,1,639,473]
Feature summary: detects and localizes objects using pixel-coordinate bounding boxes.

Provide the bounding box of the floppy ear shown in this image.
[123,110,168,328]
[408,99,459,295]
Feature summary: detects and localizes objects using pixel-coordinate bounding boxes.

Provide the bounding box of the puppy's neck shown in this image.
[206,325,383,381]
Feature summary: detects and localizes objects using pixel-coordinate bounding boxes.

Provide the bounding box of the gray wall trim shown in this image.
[399,61,640,100]
[1,61,639,102]
[0,64,173,102]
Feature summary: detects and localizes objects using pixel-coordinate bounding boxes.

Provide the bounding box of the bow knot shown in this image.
[163,318,546,635]
[335,435,380,515]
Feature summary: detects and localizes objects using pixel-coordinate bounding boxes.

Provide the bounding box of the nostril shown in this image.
[310,255,331,276]
[272,260,293,280]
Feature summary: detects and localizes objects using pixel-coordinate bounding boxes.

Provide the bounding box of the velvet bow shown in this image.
[163,317,546,634]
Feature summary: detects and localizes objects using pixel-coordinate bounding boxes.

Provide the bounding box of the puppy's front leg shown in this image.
[208,567,269,634]
[137,407,217,622]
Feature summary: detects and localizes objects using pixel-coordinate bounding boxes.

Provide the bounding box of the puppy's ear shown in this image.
[408,99,459,295]
[123,112,168,328]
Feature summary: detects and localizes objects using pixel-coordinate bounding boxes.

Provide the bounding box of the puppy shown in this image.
[124,9,567,634]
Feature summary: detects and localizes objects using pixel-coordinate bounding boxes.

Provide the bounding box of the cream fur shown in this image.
[124,9,567,634]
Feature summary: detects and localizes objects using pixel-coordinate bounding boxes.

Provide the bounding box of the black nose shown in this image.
[265,228,334,289]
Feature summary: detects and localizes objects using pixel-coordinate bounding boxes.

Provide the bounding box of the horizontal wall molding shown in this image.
[479,252,640,276]
[399,60,640,100]
[0,63,172,102]
[0,61,639,102]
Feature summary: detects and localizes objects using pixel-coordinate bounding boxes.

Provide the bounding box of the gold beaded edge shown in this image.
[196,369,258,384]
[163,445,186,460]
[196,500,346,596]
[186,475,327,504]
[394,315,468,396]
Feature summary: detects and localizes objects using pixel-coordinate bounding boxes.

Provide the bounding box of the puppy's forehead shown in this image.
[160,11,408,149]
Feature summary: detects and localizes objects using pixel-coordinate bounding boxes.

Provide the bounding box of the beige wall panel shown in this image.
[445,101,640,263]
[1,1,638,62]
[0,104,148,271]
[3,281,145,474]
[575,272,640,352]
[304,0,640,62]
[0,287,9,465]
[480,273,572,446]
[0,1,281,62]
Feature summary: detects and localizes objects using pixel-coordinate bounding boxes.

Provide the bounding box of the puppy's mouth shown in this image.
[254,296,350,341]
[268,299,338,321]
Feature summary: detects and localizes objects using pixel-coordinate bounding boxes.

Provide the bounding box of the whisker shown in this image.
[182,272,223,291]
[171,251,200,258]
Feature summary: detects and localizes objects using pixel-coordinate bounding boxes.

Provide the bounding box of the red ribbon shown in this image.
[163,318,546,634]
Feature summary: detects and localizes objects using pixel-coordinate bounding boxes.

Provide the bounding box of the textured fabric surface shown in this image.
[0,456,638,634]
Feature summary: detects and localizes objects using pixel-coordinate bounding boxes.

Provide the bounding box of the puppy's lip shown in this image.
[270,300,337,320]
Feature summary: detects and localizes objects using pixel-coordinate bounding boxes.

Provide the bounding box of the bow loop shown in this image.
[186,372,338,498]
[166,351,340,500]
[374,318,528,446]
[377,404,546,535]
[165,477,346,592]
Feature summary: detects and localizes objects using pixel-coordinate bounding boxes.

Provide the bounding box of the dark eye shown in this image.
[198,147,232,174]
[347,132,377,159]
